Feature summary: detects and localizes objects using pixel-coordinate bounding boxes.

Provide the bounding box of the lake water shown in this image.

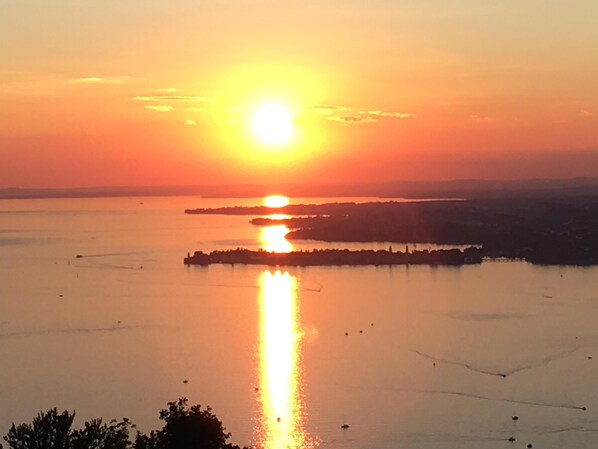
[1,196,598,448]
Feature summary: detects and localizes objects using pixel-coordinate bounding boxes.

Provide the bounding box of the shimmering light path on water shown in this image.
[255,270,314,449]
[260,225,294,253]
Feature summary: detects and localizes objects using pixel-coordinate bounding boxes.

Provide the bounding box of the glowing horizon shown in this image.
[1,1,598,187]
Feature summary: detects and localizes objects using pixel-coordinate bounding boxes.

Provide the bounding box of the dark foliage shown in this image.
[142,398,240,449]
[71,419,132,449]
[2,399,243,449]
[4,409,74,449]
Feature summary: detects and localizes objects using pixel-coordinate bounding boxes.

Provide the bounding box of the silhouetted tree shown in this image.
[142,398,241,449]
[71,418,132,449]
[133,433,158,449]
[4,409,74,449]
[3,410,133,449]
[2,399,244,449]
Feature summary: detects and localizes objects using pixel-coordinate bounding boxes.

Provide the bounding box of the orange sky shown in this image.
[2,1,598,188]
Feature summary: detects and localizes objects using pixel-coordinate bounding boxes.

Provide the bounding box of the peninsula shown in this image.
[184,247,484,267]
[185,197,598,265]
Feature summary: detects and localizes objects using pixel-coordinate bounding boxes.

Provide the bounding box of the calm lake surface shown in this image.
[1,196,598,449]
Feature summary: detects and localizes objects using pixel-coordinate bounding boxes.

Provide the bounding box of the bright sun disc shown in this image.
[252,103,294,146]
[264,195,289,208]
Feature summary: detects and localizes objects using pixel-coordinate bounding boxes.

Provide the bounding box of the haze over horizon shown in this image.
[2,0,598,188]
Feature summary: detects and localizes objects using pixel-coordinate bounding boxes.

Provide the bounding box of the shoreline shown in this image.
[184,248,484,267]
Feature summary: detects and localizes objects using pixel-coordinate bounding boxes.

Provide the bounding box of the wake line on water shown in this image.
[536,426,598,435]
[542,426,585,434]
[75,260,136,270]
[75,251,150,258]
[400,345,582,378]
[0,325,138,339]
[409,433,509,443]
[341,384,587,411]
[73,252,156,270]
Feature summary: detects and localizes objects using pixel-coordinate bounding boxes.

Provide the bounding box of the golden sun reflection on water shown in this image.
[256,271,314,449]
[260,225,293,253]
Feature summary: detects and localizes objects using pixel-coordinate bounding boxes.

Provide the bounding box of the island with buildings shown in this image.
[184,247,484,267]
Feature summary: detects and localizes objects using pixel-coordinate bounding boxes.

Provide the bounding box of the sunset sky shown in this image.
[2,0,598,188]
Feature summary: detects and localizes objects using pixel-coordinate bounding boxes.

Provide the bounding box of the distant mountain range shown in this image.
[1,177,597,200]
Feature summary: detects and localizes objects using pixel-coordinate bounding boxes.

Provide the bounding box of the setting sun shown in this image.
[251,103,294,146]
[263,195,289,208]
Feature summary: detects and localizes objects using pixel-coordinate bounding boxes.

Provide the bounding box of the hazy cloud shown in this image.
[580,109,594,117]
[362,110,416,118]
[75,77,102,83]
[72,76,131,84]
[145,105,173,112]
[134,95,210,102]
[470,114,492,122]
[324,107,415,124]
[305,104,349,114]
[185,119,197,126]
[328,115,378,124]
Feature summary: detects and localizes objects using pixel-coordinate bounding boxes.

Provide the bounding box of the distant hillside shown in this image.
[1,177,597,200]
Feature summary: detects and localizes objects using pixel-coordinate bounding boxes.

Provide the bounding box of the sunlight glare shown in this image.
[252,103,294,146]
[263,195,290,208]
[260,225,293,253]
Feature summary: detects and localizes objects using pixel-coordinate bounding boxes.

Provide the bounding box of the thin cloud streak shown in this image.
[134,95,211,102]
[314,105,416,124]
[364,110,416,118]
[305,104,349,113]
[327,109,415,124]
[145,105,173,112]
[72,76,132,84]
[328,115,378,124]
